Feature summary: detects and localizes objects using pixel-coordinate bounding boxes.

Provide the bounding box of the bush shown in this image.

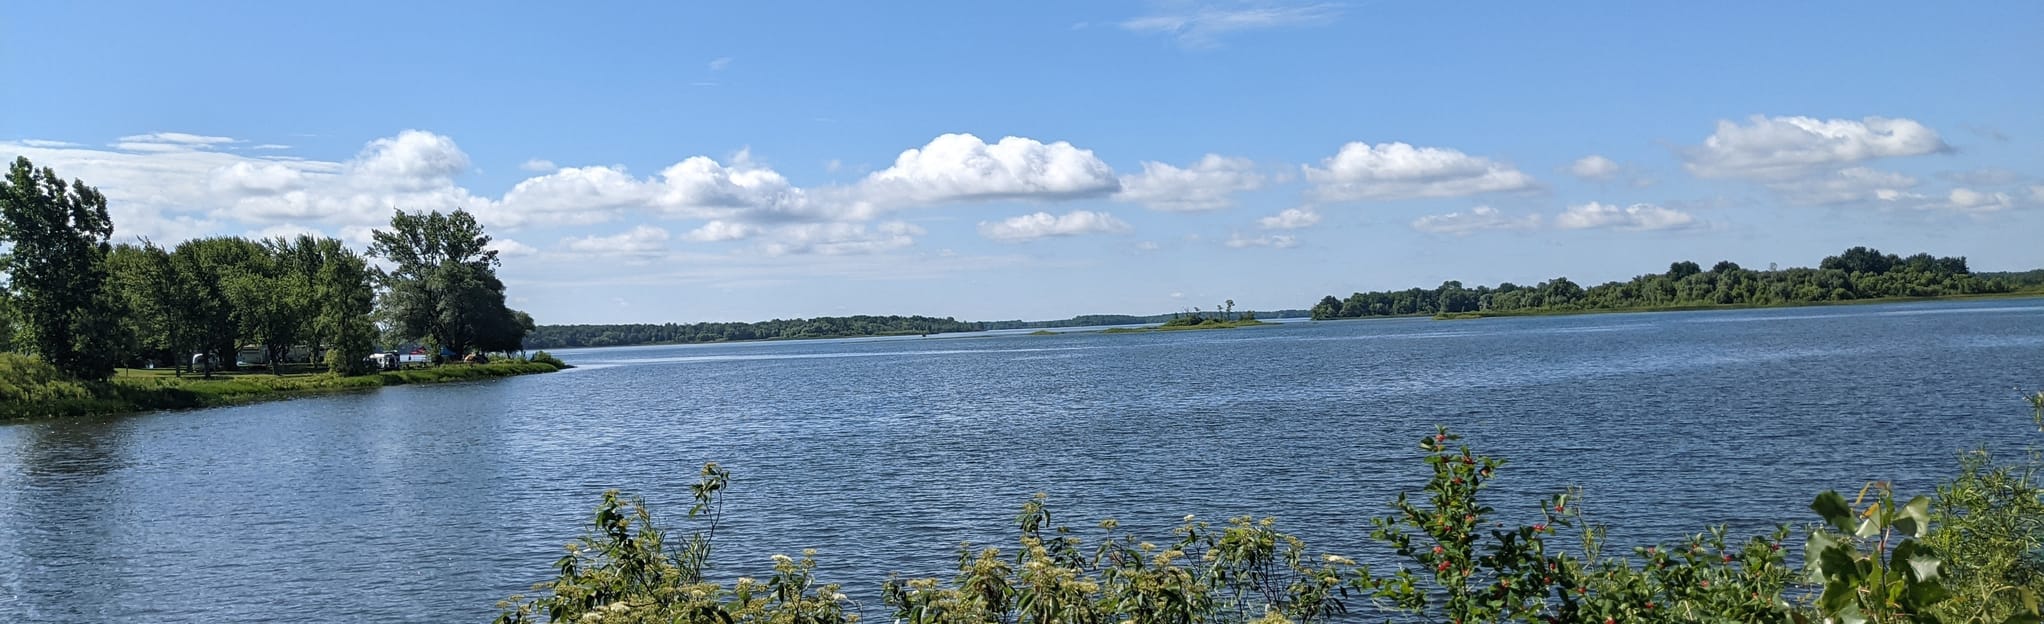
[529,350,569,369]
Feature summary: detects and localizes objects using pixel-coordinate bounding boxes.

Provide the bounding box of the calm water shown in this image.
[3,299,2042,622]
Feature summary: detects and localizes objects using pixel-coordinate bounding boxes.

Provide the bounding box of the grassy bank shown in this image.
[1,353,566,421]
[1431,290,2044,320]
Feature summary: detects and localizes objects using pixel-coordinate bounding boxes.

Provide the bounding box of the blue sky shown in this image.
[5,1,2040,324]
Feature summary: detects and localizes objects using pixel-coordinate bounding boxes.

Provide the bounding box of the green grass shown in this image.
[1,353,564,421]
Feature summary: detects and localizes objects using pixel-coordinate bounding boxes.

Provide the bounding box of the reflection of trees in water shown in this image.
[1,417,133,621]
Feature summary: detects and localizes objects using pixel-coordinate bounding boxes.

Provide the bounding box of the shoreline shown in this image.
[1426,291,2044,321]
[1,360,566,422]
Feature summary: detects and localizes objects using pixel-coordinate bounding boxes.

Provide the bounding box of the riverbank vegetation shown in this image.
[524,309,1319,349]
[498,399,2044,624]
[0,156,554,419]
[524,316,981,349]
[1311,246,2038,321]
[1,352,564,420]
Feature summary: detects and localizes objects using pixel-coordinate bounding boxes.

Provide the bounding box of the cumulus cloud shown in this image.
[1555,202,1698,231]
[1223,232,1297,249]
[1114,154,1264,211]
[1568,155,1620,181]
[1411,206,1542,235]
[1922,188,2016,214]
[1122,1,1339,46]
[563,225,671,255]
[1257,207,1320,230]
[860,134,1119,205]
[1303,141,1537,202]
[1683,115,1948,179]
[1764,167,1920,205]
[978,210,1131,242]
[487,238,539,257]
[4,132,485,241]
[684,220,759,242]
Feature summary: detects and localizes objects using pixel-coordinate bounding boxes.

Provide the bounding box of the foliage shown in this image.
[369,209,530,357]
[1310,246,2018,320]
[1925,449,2044,624]
[525,315,983,349]
[0,359,564,420]
[0,156,121,380]
[493,464,862,624]
[529,350,570,369]
[506,406,2044,624]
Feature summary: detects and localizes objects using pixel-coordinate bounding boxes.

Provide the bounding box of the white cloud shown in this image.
[1303,141,1537,202]
[1924,188,2015,214]
[761,221,922,255]
[1555,202,1698,231]
[684,220,758,242]
[251,144,291,150]
[1683,115,1948,179]
[520,158,558,172]
[708,56,734,71]
[350,129,471,188]
[1114,154,1263,211]
[978,210,1131,242]
[1411,206,1542,235]
[563,225,671,255]
[1765,167,1919,205]
[1135,240,1161,251]
[1257,207,1320,230]
[1223,232,1297,248]
[1568,155,1620,181]
[113,132,239,152]
[861,134,1118,205]
[18,139,79,148]
[487,238,539,257]
[1122,1,1338,46]
[493,165,654,226]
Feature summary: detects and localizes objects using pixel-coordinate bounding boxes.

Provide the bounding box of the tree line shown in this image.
[524,315,980,349]
[1310,246,2024,320]
[0,156,531,381]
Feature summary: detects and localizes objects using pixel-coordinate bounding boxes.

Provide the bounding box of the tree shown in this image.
[1311,296,1341,320]
[1667,260,1703,280]
[107,241,196,371]
[306,237,378,374]
[370,209,526,357]
[172,237,266,372]
[0,157,120,381]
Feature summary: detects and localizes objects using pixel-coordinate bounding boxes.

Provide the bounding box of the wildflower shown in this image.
[772,554,794,564]
[1322,554,1355,566]
[832,593,848,601]
[1184,514,1195,522]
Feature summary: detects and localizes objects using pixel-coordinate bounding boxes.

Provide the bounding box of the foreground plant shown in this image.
[501,403,2044,624]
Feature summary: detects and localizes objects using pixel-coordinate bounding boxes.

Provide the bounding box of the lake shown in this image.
[3,298,2041,622]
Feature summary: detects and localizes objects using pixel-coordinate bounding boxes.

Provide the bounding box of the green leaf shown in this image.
[1812,491,1857,533]
[1896,495,1931,538]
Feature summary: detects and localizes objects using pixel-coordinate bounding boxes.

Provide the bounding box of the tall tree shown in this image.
[0,157,120,380]
[107,241,193,371]
[369,209,524,356]
[171,237,267,371]
[304,237,378,374]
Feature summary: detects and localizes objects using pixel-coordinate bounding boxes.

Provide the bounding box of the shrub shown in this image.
[529,350,569,369]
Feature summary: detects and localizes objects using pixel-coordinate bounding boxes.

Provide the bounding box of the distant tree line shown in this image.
[524,315,980,349]
[1311,246,2024,320]
[0,156,531,380]
[980,309,1311,330]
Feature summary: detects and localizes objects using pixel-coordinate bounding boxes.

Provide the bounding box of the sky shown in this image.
[4,1,2041,324]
